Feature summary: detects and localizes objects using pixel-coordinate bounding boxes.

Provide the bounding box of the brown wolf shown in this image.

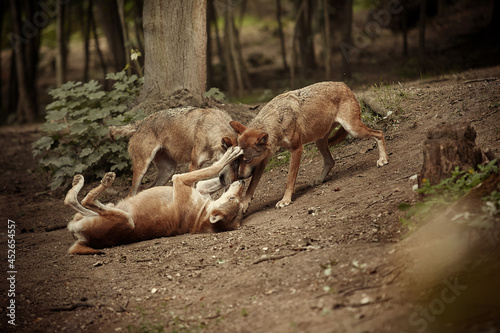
[227,82,388,211]
[109,106,238,196]
[64,147,244,254]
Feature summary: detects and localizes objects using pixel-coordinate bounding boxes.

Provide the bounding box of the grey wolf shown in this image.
[227,81,388,211]
[109,106,238,196]
[64,147,245,254]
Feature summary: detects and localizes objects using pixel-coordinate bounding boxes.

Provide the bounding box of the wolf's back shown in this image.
[109,122,139,140]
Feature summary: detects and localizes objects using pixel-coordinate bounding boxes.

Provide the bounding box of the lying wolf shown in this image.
[65,147,245,254]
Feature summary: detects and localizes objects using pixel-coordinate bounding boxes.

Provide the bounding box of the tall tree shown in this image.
[0,0,4,121]
[139,0,207,110]
[340,0,353,79]
[56,1,67,86]
[418,0,427,72]
[490,0,500,30]
[94,0,127,72]
[276,0,288,72]
[8,0,40,122]
[295,0,316,79]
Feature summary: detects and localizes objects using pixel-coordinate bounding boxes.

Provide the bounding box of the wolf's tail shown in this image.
[328,126,348,146]
[109,123,139,140]
[68,241,105,255]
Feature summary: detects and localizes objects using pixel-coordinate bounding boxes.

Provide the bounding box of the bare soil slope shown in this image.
[1,66,499,332]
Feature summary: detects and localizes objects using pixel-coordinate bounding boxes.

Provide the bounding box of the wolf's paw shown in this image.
[72,174,84,187]
[310,177,326,187]
[241,200,251,215]
[227,146,243,161]
[101,172,116,187]
[275,199,292,209]
[377,158,389,167]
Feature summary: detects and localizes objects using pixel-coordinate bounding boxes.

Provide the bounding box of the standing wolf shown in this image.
[226,82,389,211]
[110,107,238,196]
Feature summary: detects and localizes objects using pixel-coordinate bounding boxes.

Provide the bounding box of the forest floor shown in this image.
[0,65,499,333]
[1,1,500,332]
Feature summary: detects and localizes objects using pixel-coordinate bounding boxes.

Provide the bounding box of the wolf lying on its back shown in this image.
[110,106,238,196]
[65,147,245,255]
[226,81,389,211]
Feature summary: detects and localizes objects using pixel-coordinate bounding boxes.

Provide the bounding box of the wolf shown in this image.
[64,147,244,254]
[109,106,238,196]
[226,82,388,211]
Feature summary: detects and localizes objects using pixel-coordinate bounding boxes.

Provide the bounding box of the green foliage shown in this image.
[203,87,226,102]
[399,160,499,228]
[418,160,498,200]
[369,82,407,115]
[32,71,145,190]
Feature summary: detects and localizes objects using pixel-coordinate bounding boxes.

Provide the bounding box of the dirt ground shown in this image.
[0,65,499,332]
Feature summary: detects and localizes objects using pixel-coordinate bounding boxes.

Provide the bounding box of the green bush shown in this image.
[32,71,145,190]
[399,160,499,228]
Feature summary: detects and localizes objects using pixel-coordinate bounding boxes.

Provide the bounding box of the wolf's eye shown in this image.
[243,157,252,163]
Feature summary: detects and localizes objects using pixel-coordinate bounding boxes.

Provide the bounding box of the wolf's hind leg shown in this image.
[81,172,116,213]
[152,149,177,186]
[64,175,98,216]
[314,136,335,185]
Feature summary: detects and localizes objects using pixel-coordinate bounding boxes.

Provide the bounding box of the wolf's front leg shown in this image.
[64,174,97,216]
[81,172,116,213]
[173,147,243,188]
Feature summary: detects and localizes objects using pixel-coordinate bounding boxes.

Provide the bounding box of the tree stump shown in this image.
[418,122,483,188]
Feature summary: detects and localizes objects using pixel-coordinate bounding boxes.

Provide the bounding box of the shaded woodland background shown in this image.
[1,0,499,124]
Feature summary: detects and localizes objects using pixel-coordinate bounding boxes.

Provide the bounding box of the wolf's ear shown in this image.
[221,137,234,151]
[210,214,224,224]
[257,133,268,146]
[230,121,246,135]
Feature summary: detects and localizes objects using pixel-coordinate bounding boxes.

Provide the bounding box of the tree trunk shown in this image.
[295,0,316,79]
[224,8,243,96]
[117,0,131,74]
[90,1,108,82]
[322,0,331,80]
[340,0,353,79]
[133,0,144,53]
[418,122,484,188]
[8,0,37,122]
[418,0,427,72]
[276,0,288,72]
[7,51,18,120]
[82,0,91,82]
[402,4,408,56]
[490,0,500,30]
[94,0,127,72]
[56,2,67,86]
[141,0,207,109]
[0,0,3,121]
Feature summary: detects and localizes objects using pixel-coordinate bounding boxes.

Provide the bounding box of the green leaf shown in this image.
[41,122,67,132]
[70,123,89,135]
[79,147,93,158]
[397,202,412,211]
[88,108,111,121]
[88,91,106,100]
[32,136,54,151]
[61,81,81,90]
[85,151,102,166]
[84,80,101,92]
[111,161,128,171]
[46,100,67,111]
[46,108,69,121]
[38,70,145,189]
[73,163,87,174]
[95,127,110,137]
